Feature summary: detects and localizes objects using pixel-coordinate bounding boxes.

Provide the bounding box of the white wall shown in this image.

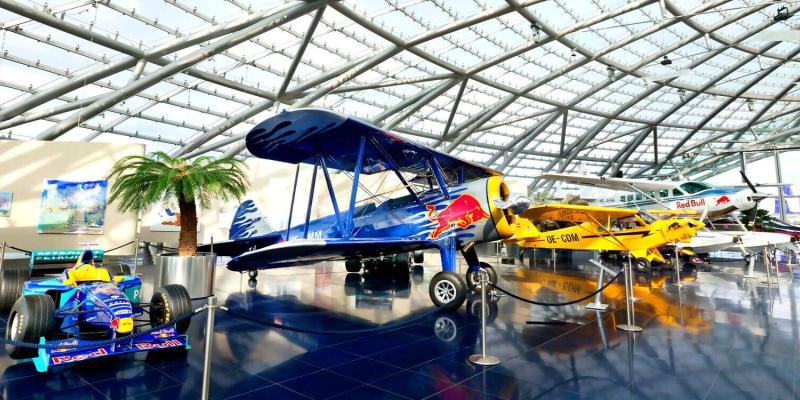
[0,140,144,254]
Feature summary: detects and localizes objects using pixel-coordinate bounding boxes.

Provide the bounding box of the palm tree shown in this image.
[107,152,249,256]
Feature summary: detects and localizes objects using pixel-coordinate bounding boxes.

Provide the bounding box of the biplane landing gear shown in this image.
[466,262,497,292]
[248,270,258,279]
[429,272,467,309]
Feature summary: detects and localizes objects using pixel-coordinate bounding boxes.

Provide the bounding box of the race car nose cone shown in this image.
[111,317,133,334]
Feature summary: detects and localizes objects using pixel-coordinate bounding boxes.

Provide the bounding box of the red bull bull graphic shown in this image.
[426,194,490,240]
[715,195,731,206]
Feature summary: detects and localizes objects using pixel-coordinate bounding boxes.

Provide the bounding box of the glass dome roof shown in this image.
[1,0,798,185]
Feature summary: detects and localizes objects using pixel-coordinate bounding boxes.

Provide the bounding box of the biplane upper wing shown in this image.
[538,172,679,192]
[519,204,640,223]
[246,108,500,181]
[226,238,437,271]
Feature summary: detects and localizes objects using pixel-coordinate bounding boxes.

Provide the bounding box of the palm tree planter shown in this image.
[108,152,248,296]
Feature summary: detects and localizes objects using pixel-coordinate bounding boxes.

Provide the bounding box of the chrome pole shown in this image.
[132,234,139,276]
[469,270,500,366]
[617,253,643,332]
[201,295,217,400]
[674,245,683,288]
[0,240,5,272]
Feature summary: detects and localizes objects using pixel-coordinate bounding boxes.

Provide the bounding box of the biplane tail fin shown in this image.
[230,199,274,240]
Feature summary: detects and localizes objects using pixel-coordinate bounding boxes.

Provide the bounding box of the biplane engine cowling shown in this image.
[485,176,516,241]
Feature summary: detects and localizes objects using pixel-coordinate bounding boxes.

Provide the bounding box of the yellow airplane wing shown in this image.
[519,204,639,223]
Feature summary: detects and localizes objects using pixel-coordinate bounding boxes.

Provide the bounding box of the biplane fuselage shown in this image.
[504,205,704,263]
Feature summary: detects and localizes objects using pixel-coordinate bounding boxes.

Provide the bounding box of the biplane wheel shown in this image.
[429,272,467,310]
[344,273,362,296]
[345,258,362,273]
[465,262,497,292]
[412,251,424,264]
[248,270,258,279]
[392,253,411,276]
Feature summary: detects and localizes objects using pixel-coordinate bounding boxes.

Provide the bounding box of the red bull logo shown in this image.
[715,195,731,206]
[426,194,489,240]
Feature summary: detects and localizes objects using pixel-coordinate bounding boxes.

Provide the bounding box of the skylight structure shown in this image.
[1,0,798,187]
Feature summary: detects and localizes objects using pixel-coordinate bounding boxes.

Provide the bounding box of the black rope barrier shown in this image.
[489,270,624,307]
[7,246,31,255]
[0,308,200,350]
[103,241,135,254]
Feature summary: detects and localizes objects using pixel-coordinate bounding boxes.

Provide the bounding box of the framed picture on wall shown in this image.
[0,192,11,217]
[37,180,107,234]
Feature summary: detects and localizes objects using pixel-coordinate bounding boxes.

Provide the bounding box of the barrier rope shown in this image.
[0,308,200,350]
[489,270,624,307]
[7,246,31,255]
[103,241,135,254]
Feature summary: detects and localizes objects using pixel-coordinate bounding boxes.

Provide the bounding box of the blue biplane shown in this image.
[201,109,518,309]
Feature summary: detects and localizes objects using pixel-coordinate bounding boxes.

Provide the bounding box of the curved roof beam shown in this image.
[530,3,794,188]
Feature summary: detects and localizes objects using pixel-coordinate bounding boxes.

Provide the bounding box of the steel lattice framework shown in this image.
[1,0,799,187]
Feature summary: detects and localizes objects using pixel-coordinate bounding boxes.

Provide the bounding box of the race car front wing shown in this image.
[31,328,190,372]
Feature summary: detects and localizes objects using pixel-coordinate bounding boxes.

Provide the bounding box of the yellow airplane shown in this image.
[504,204,705,266]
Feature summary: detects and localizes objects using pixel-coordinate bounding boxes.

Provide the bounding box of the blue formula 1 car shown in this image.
[3,247,192,372]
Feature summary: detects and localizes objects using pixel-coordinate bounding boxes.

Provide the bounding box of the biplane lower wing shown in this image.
[227,238,438,271]
[197,233,284,257]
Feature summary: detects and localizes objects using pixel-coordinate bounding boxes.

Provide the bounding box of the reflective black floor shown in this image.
[1,249,799,399]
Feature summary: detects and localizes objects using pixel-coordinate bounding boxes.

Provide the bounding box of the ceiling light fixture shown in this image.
[607,65,615,81]
[747,99,755,111]
[530,22,541,43]
[678,88,686,101]
[660,55,672,65]
[571,48,576,58]
[774,5,791,21]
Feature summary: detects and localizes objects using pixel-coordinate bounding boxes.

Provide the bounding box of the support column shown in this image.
[774,148,786,221]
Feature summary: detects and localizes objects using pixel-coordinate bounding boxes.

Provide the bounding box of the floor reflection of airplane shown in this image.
[500,204,704,267]
[539,172,768,218]
[200,108,529,310]
[508,268,712,334]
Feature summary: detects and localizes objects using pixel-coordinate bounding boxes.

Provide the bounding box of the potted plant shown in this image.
[107,152,248,296]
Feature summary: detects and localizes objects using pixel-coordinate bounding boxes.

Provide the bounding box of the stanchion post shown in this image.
[586,259,609,311]
[673,245,683,288]
[201,295,217,400]
[469,270,500,366]
[132,235,139,276]
[0,240,6,271]
[617,253,643,332]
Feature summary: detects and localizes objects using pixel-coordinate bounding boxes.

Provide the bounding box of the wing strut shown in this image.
[303,156,319,239]
[369,137,421,204]
[285,163,301,241]
[345,135,367,238]
[320,156,345,235]
[429,157,450,199]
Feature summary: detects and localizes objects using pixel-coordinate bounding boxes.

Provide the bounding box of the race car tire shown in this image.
[429,271,467,310]
[345,258,362,273]
[0,262,30,312]
[5,294,54,360]
[465,262,497,292]
[392,253,411,277]
[150,284,192,334]
[412,251,424,264]
[103,263,132,277]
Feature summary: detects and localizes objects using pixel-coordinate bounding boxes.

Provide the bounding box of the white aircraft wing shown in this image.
[537,172,680,192]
